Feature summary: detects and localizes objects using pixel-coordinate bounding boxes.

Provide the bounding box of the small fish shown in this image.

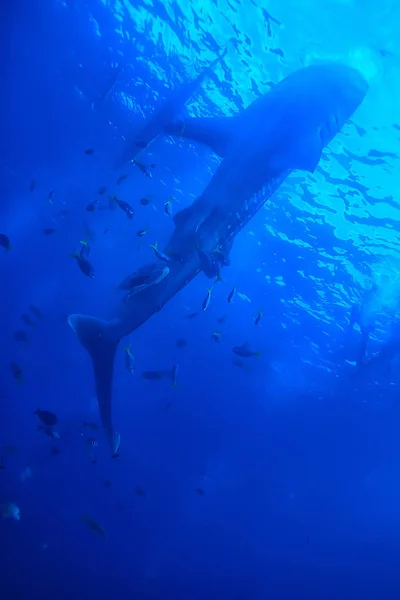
[38,425,60,439]
[47,190,55,204]
[254,310,263,326]
[83,421,100,431]
[195,488,205,496]
[103,480,111,489]
[98,186,107,195]
[137,228,148,237]
[164,195,173,216]
[202,287,213,312]
[123,344,135,374]
[10,362,23,383]
[110,195,134,219]
[86,199,100,212]
[43,228,56,235]
[232,341,261,358]
[29,305,43,320]
[150,242,171,263]
[135,140,148,149]
[21,314,35,328]
[34,409,58,427]
[111,431,121,459]
[132,160,151,177]
[176,338,187,348]
[187,312,198,319]
[84,148,94,155]
[117,174,128,185]
[211,331,222,343]
[0,234,11,252]
[71,252,94,278]
[237,292,251,303]
[171,364,179,388]
[29,180,37,192]
[13,330,28,343]
[82,515,107,539]
[50,446,60,456]
[58,209,70,219]
[140,195,152,206]
[135,486,146,497]
[79,239,91,259]
[217,315,227,324]
[1,502,20,520]
[228,286,236,304]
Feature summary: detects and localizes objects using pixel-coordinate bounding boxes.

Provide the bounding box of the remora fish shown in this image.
[114,51,227,169]
[69,63,368,451]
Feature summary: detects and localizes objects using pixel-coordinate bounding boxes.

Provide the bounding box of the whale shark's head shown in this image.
[299,63,368,143]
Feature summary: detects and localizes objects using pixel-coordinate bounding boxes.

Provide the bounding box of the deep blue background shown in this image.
[2,0,400,598]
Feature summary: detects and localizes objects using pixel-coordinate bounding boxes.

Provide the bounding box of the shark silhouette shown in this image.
[115,52,226,169]
[69,63,368,451]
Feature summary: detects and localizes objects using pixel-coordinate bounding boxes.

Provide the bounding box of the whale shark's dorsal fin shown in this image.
[165,116,238,157]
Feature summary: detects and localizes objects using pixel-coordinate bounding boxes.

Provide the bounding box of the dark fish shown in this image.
[135,486,146,497]
[34,409,58,427]
[232,341,261,358]
[254,310,263,326]
[103,480,111,488]
[117,174,128,185]
[86,200,100,212]
[164,196,173,215]
[82,515,107,540]
[50,446,60,456]
[43,228,56,235]
[84,148,94,155]
[232,359,247,370]
[187,312,198,319]
[150,243,170,262]
[140,195,152,206]
[110,196,134,219]
[21,314,35,328]
[217,315,227,323]
[211,331,222,343]
[98,186,107,195]
[0,234,11,252]
[132,160,151,177]
[29,180,37,192]
[58,209,70,219]
[137,228,148,237]
[160,401,173,411]
[29,305,43,320]
[195,488,205,495]
[135,141,148,149]
[176,338,187,348]
[227,286,237,303]
[13,330,28,343]
[79,240,91,259]
[202,287,213,312]
[86,437,99,448]
[71,253,94,278]
[123,344,135,374]
[10,362,23,383]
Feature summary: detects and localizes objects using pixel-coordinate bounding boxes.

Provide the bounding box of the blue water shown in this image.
[2,0,400,598]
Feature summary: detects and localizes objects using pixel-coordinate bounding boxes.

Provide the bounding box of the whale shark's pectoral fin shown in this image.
[165,116,238,157]
[269,134,324,173]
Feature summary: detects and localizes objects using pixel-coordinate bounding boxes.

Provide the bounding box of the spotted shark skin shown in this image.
[69,63,368,450]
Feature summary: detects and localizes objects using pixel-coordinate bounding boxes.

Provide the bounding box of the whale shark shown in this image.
[69,63,368,452]
[115,52,226,169]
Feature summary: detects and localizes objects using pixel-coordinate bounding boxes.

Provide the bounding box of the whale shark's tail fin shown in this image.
[68,314,119,452]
